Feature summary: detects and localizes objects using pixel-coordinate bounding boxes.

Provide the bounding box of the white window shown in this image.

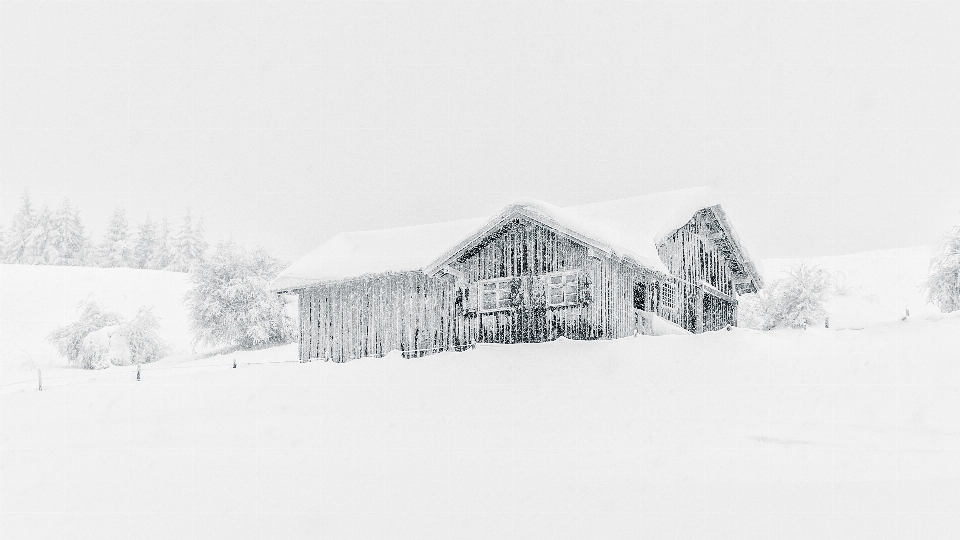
[479,278,514,312]
[546,271,579,307]
[661,282,677,310]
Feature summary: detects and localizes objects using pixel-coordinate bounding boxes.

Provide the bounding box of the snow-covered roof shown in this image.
[271,187,762,292]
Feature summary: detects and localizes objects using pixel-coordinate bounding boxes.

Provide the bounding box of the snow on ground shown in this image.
[0,264,198,384]
[2,316,960,539]
[2,247,959,539]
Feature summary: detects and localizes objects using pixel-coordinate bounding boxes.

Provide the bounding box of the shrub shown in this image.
[186,241,297,349]
[122,308,170,364]
[48,301,170,369]
[925,226,960,313]
[47,301,123,366]
[740,261,831,330]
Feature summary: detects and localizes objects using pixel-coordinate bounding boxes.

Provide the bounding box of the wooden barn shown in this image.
[271,188,764,363]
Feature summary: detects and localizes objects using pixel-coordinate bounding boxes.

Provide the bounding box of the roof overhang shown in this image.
[703,205,764,294]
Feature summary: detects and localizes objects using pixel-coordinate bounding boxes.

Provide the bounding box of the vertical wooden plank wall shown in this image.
[655,210,740,331]
[298,271,465,363]
[450,218,606,343]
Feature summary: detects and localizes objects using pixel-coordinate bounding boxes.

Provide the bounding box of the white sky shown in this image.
[2,1,959,261]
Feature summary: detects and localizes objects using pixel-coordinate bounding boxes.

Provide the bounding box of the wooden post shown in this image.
[38,369,42,391]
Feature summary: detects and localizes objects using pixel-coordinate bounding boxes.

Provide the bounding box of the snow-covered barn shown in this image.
[272,187,764,363]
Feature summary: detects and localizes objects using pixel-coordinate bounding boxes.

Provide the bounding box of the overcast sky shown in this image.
[2,1,959,262]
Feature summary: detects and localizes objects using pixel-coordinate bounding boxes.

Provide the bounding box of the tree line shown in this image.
[1,191,207,272]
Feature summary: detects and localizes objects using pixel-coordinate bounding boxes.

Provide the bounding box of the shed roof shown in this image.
[271,187,763,292]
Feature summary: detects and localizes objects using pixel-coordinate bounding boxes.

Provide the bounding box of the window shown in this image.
[547,271,579,307]
[661,282,677,310]
[479,278,514,312]
[634,282,646,310]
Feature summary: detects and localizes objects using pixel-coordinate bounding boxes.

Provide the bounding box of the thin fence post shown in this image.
[38,369,42,391]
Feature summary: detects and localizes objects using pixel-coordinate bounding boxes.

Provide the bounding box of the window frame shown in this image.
[660,281,678,310]
[545,270,581,308]
[477,277,517,313]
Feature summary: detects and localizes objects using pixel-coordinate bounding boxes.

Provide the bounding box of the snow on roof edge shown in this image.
[270,188,763,292]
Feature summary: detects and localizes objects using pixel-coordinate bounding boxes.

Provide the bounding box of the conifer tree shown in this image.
[151,217,173,270]
[24,205,56,264]
[167,209,207,272]
[133,216,158,269]
[98,207,134,267]
[49,199,87,265]
[2,191,36,263]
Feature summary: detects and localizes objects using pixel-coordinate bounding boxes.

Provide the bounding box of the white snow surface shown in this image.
[3,315,960,539]
[272,187,744,291]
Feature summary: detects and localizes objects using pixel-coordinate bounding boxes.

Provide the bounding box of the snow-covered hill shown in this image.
[0,264,195,381]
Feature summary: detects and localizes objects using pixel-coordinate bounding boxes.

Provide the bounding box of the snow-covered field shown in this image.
[2,247,959,539]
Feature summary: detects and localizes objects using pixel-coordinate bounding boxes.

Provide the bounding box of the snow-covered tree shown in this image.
[47,300,124,368]
[741,261,831,330]
[925,226,960,313]
[185,241,296,349]
[167,209,207,272]
[22,204,57,264]
[121,308,170,364]
[97,207,134,267]
[150,217,173,270]
[132,216,158,269]
[2,191,36,263]
[48,199,88,265]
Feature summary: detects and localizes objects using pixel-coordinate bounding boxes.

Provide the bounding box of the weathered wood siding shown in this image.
[658,209,735,297]
[450,218,606,343]
[298,271,467,363]
[657,208,739,330]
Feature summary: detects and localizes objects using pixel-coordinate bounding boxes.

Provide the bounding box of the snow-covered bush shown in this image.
[47,301,124,367]
[47,302,170,369]
[735,293,766,330]
[186,241,297,349]
[122,308,170,364]
[925,226,960,313]
[79,325,128,369]
[738,261,831,330]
